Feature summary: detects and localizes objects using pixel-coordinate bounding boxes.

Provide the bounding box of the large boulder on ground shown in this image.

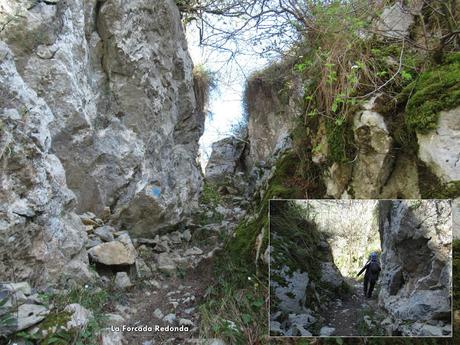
[205,137,246,184]
[88,241,136,266]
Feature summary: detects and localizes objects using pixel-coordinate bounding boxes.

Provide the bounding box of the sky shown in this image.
[186,26,268,170]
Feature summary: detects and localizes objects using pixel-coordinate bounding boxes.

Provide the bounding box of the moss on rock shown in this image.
[403,52,460,133]
[417,160,460,199]
[325,118,356,164]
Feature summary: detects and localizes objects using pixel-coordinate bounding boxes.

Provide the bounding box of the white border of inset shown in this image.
[267,198,454,339]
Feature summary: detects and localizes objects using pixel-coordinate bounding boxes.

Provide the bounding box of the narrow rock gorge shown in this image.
[270,200,452,337]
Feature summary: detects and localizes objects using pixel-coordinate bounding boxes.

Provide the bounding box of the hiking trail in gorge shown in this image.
[123,258,215,345]
[118,198,246,345]
[321,278,384,336]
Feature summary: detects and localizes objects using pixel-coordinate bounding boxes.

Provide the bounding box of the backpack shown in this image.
[369,261,380,274]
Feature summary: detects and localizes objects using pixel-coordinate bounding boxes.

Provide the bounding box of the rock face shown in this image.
[378,200,452,336]
[1,0,204,239]
[376,4,414,39]
[0,0,204,283]
[417,107,460,182]
[0,42,90,285]
[352,97,393,198]
[205,137,246,183]
[244,71,302,169]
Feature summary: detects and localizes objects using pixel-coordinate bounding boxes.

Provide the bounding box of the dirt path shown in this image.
[123,258,215,345]
[321,278,383,336]
[118,199,245,344]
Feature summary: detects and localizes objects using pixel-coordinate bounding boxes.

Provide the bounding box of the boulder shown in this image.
[16,304,49,332]
[377,4,414,39]
[352,97,393,198]
[114,272,133,290]
[94,226,115,242]
[205,137,246,183]
[88,241,136,266]
[64,303,93,329]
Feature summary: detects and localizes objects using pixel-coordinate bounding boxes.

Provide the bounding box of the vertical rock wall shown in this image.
[378,200,452,336]
[244,67,302,168]
[245,66,459,203]
[0,0,204,284]
[0,42,90,285]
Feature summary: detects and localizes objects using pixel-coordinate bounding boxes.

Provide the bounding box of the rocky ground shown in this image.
[321,278,383,336]
[1,194,246,344]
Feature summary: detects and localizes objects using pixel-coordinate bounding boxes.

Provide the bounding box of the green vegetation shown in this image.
[9,284,122,345]
[403,52,460,133]
[199,276,267,344]
[270,200,323,282]
[195,0,460,343]
[200,181,222,207]
[193,64,217,113]
[417,161,460,199]
[325,118,356,163]
[356,306,385,336]
[198,152,309,344]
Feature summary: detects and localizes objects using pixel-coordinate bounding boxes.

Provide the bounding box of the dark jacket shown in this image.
[357,260,381,281]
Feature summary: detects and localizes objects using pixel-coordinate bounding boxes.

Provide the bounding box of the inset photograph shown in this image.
[269,200,452,337]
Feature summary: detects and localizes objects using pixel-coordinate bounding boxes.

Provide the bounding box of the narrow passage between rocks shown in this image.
[321,278,384,336]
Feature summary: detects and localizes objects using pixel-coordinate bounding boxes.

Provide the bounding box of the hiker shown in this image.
[357,252,381,298]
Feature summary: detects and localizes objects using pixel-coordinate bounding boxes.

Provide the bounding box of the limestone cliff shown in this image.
[243,75,460,201]
[0,0,204,284]
[378,200,452,336]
